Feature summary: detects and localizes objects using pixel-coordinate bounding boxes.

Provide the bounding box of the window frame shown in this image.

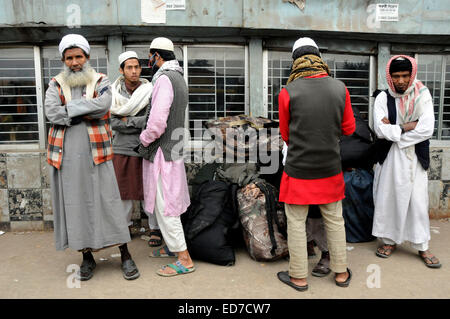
[0,46,40,151]
[125,43,249,151]
[262,49,376,127]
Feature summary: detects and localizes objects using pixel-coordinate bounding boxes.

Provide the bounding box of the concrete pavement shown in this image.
[0,219,449,299]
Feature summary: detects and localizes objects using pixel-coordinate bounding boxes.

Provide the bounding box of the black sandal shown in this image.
[335,268,352,287]
[311,251,331,277]
[122,259,140,280]
[79,258,96,281]
[148,229,162,247]
[277,271,308,291]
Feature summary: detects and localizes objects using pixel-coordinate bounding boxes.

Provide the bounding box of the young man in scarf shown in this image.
[45,34,140,281]
[372,55,441,268]
[110,51,162,248]
[138,37,194,276]
[276,37,355,291]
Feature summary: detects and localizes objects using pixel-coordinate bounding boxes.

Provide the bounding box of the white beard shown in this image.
[60,62,96,88]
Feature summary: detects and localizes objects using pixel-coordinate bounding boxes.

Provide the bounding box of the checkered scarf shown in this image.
[47,74,113,169]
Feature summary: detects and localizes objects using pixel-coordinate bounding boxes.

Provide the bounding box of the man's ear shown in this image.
[119,68,124,75]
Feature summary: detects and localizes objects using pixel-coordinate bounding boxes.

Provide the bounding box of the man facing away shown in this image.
[138,37,194,276]
[276,37,356,291]
[372,55,441,268]
[110,51,162,248]
[45,34,139,281]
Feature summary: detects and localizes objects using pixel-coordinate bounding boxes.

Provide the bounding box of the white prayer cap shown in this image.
[150,37,174,52]
[118,51,139,66]
[59,34,90,57]
[292,37,319,53]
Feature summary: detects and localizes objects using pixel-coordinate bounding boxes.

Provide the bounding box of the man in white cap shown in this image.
[110,51,162,247]
[276,37,355,291]
[138,37,194,276]
[44,34,140,281]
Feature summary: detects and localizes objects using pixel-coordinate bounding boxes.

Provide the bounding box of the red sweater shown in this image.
[278,73,355,205]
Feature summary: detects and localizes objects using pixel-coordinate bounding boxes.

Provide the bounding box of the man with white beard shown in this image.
[44,34,140,281]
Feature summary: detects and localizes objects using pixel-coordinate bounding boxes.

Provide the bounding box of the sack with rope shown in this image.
[204,114,282,162]
[237,181,288,261]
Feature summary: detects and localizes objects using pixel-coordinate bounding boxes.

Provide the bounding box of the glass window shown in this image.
[444,56,450,139]
[127,45,246,140]
[0,48,37,145]
[187,46,245,139]
[416,54,450,140]
[267,51,371,121]
[416,55,443,139]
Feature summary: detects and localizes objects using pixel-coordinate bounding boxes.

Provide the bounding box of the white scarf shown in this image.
[110,77,153,116]
[387,79,428,125]
[151,60,184,84]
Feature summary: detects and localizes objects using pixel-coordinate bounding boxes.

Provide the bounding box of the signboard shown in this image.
[141,0,166,24]
[166,0,185,10]
[376,3,399,22]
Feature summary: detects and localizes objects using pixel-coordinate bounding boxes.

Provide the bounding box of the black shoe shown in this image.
[122,259,140,280]
[79,258,96,281]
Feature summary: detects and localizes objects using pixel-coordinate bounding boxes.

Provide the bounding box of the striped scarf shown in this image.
[287,54,330,84]
[47,73,113,169]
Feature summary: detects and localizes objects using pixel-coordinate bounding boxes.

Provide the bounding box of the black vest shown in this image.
[284,76,346,179]
[374,90,430,170]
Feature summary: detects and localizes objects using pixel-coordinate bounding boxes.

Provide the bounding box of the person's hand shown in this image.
[402,121,418,132]
[381,117,390,124]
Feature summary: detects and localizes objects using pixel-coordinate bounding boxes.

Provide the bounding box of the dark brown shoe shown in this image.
[311,251,331,277]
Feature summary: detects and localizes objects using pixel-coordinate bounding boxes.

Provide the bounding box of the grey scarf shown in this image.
[152,60,184,84]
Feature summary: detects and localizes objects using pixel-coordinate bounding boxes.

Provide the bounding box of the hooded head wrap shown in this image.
[385,54,428,124]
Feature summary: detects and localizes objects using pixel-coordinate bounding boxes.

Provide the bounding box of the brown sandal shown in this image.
[376,244,396,258]
[419,251,441,269]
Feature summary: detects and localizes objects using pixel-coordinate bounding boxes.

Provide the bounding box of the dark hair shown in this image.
[120,58,140,70]
[292,45,321,60]
[62,45,89,60]
[149,48,176,61]
[389,58,412,75]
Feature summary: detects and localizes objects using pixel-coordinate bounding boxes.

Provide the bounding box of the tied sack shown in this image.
[237,181,288,261]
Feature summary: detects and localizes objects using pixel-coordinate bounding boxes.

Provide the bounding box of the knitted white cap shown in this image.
[59,34,90,57]
[292,37,319,53]
[118,51,139,66]
[149,37,174,52]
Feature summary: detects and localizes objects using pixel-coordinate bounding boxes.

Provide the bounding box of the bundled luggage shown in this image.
[182,180,240,266]
[237,181,288,261]
[204,114,282,161]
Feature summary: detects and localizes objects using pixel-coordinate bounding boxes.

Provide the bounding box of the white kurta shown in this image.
[372,90,434,245]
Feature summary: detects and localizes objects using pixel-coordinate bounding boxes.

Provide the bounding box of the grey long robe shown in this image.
[44,75,131,251]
